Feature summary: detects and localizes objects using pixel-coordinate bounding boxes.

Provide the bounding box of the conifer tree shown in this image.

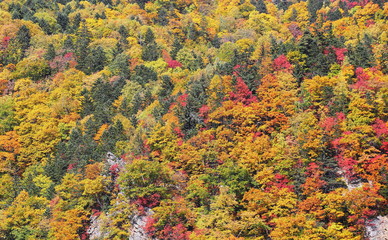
[45,44,56,61]
[141,28,160,61]
[75,22,91,72]
[57,12,69,32]
[348,36,375,68]
[15,25,31,55]
[307,0,324,22]
[251,0,267,13]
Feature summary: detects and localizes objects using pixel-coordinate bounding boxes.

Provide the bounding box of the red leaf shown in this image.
[229,77,257,105]
[177,93,188,107]
[373,119,388,137]
[167,60,182,69]
[273,55,292,71]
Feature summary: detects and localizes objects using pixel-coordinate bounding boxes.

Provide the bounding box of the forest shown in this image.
[0,0,387,239]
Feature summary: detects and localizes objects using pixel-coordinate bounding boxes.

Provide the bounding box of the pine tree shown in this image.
[307,0,324,22]
[348,36,375,68]
[109,53,130,78]
[118,25,129,47]
[57,12,69,32]
[72,13,82,31]
[63,36,74,51]
[85,46,107,74]
[251,0,267,13]
[75,22,91,72]
[15,25,31,54]
[170,37,183,60]
[141,28,160,61]
[44,44,56,61]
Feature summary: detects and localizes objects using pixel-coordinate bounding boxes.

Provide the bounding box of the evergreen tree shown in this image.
[156,7,169,26]
[72,13,82,31]
[85,46,107,74]
[274,0,292,11]
[170,37,183,60]
[327,8,342,21]
[44,44,56,61]
[118,25,129,39]
[134,0,148,9]
[109,53,130,78]
[118,25,129,48]
[37,18,55,35]
[307,0,324,22]
[141,28,160,61]
[15,25,31,54]
[131,65,157,85]
[57,12,69,32]
[298,30,329,77]
[250,0,267,13]
[158,75,174,113]
[75,22,91,72]
[348,36,375,68]
[9,3,23,19]
[63,36,74,51]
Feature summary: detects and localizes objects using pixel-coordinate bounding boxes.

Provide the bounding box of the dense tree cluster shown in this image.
[0,0,387,239]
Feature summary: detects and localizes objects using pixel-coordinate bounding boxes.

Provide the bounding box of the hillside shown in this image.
[0,0,387,239]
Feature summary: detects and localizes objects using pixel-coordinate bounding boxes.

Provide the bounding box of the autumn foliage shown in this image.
[0,0,387,239]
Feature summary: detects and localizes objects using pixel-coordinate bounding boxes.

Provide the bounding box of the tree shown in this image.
[0,191,49,239]
[251,0,267,13]
[348,37,375,68]
[57,12,69,32]
[307,0,324,22]
[44,44,56,61]
[141,28,160,61]
[15,25,31,55]
[118,159,173,200]
[84,46,107,74]
[0,96,16,135]
[170,37,183,60]
[75,22,91,73]
[109,53,130,78]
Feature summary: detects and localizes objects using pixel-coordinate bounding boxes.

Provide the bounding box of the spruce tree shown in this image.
[348,36,375,68]
[85,46,107,74]
[251,0,267,13]
[15,25,31,54]
[141,28,160,61]
[57,12,69,32]
[307,0,324,22]
[44,44,56,61]
[75,22,91,73]
[170,37,183,60]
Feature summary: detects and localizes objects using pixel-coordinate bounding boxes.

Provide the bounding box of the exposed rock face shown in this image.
[129,208,154,240]
[337,170,388,240]
[366,216,388,240]
[88,152,155,240]
[87,214,109,240]
[106,151,125,169]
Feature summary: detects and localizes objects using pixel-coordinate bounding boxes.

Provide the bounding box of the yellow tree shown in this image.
[0,190,49,239]
[13,78,60,170]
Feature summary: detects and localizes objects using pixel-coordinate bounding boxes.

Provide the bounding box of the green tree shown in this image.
[118,159,173,199]
[84,46,107,74]
[141,28,160,61]
[109,53,130,78]
[307,0,324,22]
[44,44,56,61]
[348,36,375,68]
[251,0,267,13]
[75,22,92,73]
[15,25,31,54]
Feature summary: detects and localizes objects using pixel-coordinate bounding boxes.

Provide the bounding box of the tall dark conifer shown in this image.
[75,21,91,72]
[251,0,267,13]
[141,28,160,61]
